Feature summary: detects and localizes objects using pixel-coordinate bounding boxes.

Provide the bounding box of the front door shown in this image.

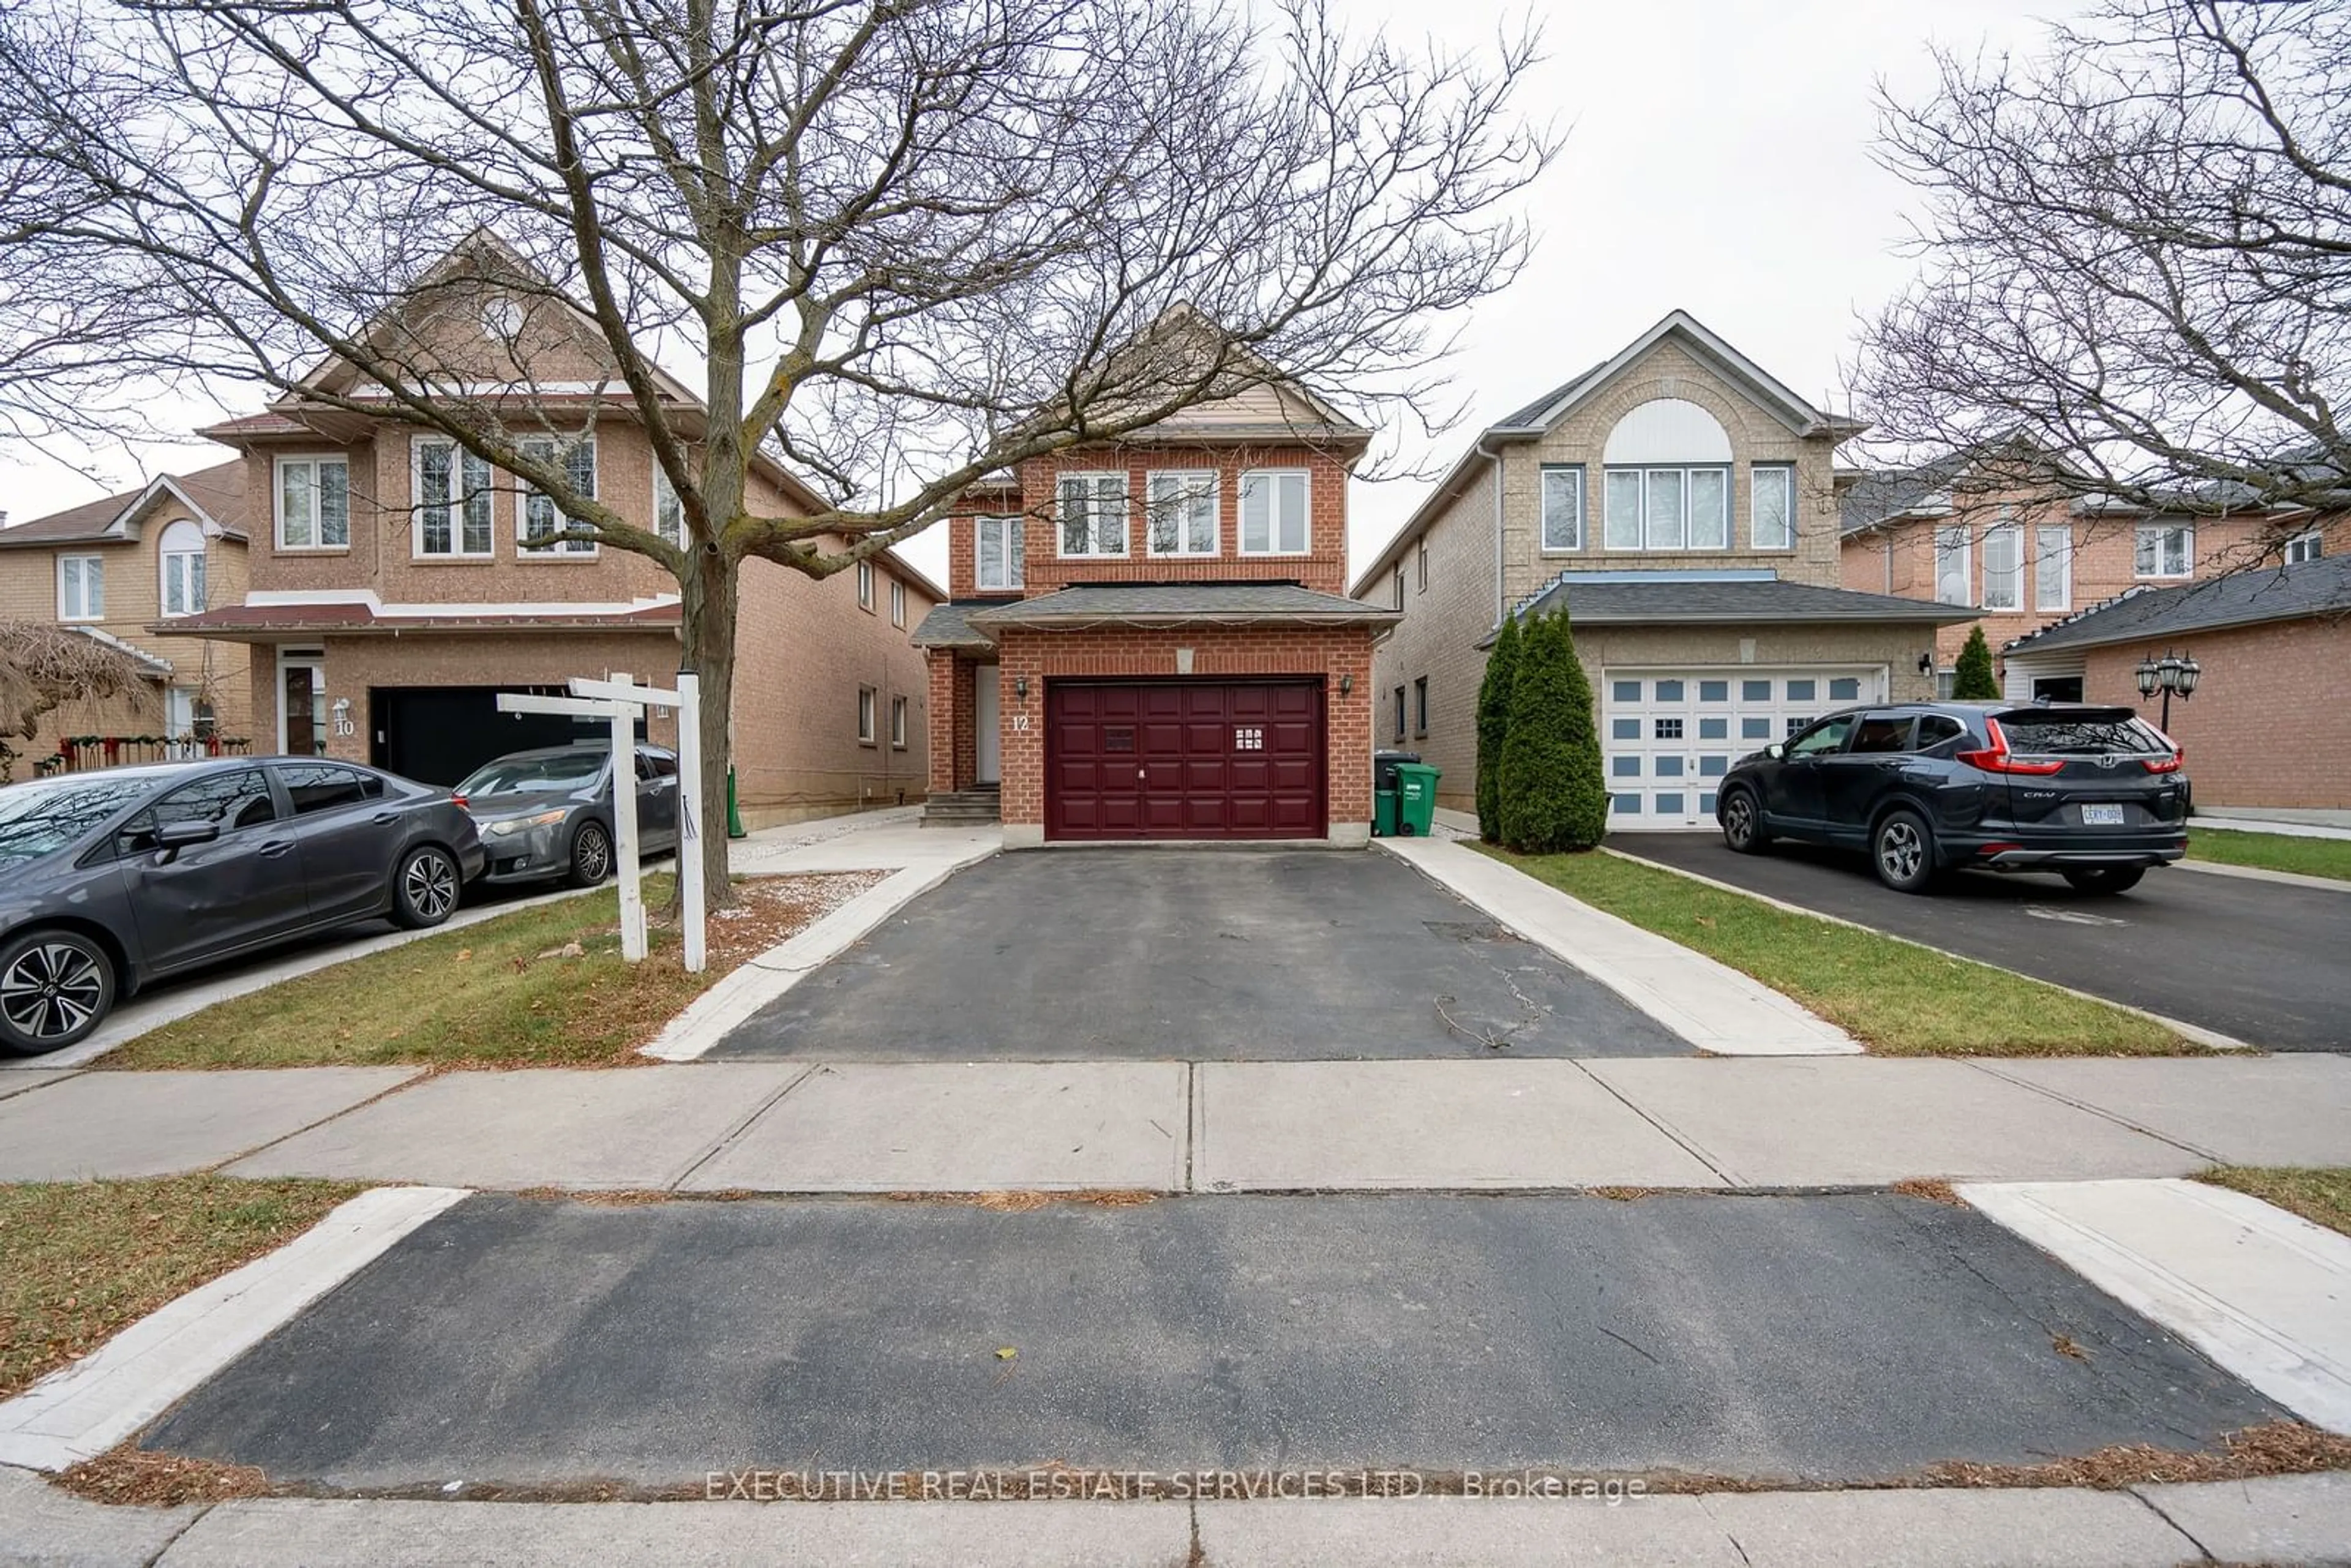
[973,666,1002,784]
[282,662,323,756]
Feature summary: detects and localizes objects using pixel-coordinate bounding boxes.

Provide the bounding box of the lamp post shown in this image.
[2134,648,2201,732]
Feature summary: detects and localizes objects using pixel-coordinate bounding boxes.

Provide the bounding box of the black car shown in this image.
[455,743,680,888]
[1714,702,2188,895]
[0,758,486,1056]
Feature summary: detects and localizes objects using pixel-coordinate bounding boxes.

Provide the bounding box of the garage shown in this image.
[1047,679,1324,841]
[370,686,628,787]
[1602,667,1886,830]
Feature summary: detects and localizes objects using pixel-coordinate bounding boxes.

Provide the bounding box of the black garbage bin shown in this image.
[1372,749,1419,838]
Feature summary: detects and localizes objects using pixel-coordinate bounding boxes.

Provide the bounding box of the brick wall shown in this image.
[992,625,1376,833]
[2079,621,2350,810]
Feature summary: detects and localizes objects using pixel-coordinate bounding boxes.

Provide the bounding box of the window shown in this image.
[1786,715,1856,758]
[1392,685,1407,741]
[653,464,685,547]
[1416,538,1429,593]
[1239,470,1310,555]
[117,768,275,854]
[1058,473,1130,557]
[2285,530,2323,565]
[158,520,206,617]
[1654,717,1684,740]
[1850,715,1915,754]
[1392,565,1404,611]
[1540,466,1583,552]
[856,561,874,612]
[56,555,103,621]
[1146,471,1218,556]
[2135,524,2192,579]
[1935,669,1957,700]
[1751,466,1794,550]
[518,436,597,555]
[415,438,495,557]
[276,456,350,549]
[1600,466,1729,550]
[1916,715,1967,751]
[1982,522,2022,611]
[1829,677,1861,701]
[975,516,1024,590]
[278,762,384,815]
[1412,677,1428,736]
[890,577,906,628]
[857,686,877,745]
[2035,525,2072,611]
[1934,525,1972,606]
[890,694,909,749]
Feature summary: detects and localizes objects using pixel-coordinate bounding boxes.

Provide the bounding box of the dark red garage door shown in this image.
[1048,680,1325,841]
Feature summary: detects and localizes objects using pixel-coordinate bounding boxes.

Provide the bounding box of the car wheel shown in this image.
[1720,788,1771,854]
[2061,866,2145,895]
[0,929,115,1056]
[392,844,462,929]
[566,820,613,888]
[1871,809,1940,895]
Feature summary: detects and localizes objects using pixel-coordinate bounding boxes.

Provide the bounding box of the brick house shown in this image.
[1998,553,2351,810]
[912,375,1399,845]
[1839,450,2349,699]
[163,238,940,824]
[0,462,253,775]
[1351,311,1971,826]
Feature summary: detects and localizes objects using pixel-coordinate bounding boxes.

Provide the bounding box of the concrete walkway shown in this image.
[2195,809,2351,838]
[7,1052,2349,1191]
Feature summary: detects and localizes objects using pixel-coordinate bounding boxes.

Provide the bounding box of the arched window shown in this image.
[1600,399,1734,552]
[158,519,206,617]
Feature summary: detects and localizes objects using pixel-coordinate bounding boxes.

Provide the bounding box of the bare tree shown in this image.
[0,0,1552,898]
[0,621,159,782]
[1853,0,2349,542]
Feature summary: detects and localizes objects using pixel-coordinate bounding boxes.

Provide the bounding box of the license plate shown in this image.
[2081,803,2126,827]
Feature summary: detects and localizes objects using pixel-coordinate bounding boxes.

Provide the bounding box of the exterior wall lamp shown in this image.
[2133,648,2200,731]
[1012,675,1029,701]
[1340,674,1353,696]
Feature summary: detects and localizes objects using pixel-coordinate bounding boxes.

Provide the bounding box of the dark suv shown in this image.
[1714,702,2188,895]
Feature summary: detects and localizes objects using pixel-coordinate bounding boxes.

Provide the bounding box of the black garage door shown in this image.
[1047,680,1324,841]
[370,686,636,787]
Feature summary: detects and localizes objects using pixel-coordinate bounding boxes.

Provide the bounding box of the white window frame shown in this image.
[1392,565,1404,611]
[1981,520,2023,612]
[273,454,350,551]
[2035,525,2072,611]
[516,435,599,557]
[2284,528,2323,565]
[1239,469,1311,556]
[856,560,874,612]
[890,576,906,628]
[975,515,1024,590]
[1145,470,1220,557]
[1057,473,1130,559]
[158,520,206,618]
[1750,465,1794,551]
[1415,538,1430,592]
[413,436,497,560]
[2135,523,2193,580]
[857,685,877,745]
[1933,525,1973,606]
[1540,465,1584,553]
[1599,465,1730,552]
[653,462,684,548]
[56,553,103,621]
[890,693,909,749]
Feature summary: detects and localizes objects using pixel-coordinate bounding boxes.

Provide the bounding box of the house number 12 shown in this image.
[1010,715,1032,732]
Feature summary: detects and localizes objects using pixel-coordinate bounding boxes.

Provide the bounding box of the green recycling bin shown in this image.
[1374,784,1400,838]
[1392,762,1441,837]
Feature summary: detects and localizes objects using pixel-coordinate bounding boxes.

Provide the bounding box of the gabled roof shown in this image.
[0,460,249,549]
[1480,571,1976,644]
[2003,555,2351,658]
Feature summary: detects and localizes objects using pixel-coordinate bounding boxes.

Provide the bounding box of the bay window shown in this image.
[1057,473,1128,557]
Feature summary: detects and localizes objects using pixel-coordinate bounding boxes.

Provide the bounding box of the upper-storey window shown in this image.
[653,463,684,547]
[1058,473,1129,558]
[1146,471,1219,557]
[1239,470,1310,555]
[519,435,598,556]
[414,437,495,558]
[276,456,349,550]
[158,519,206,617]
[2285,529,2323,565]
[2036,525,2072,610]
[1981,514,2023,611]
[1599,398,1733,551]
[1750,465,1794,550]
[57,555,103,621]
[1934,525,1972,606]
[2135,523,2192,579]
[1540,465,1583,552]
[975,516,1024,590]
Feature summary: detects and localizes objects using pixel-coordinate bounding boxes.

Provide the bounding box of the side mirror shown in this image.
[156,819,220,849]
[1764,743,1786,762]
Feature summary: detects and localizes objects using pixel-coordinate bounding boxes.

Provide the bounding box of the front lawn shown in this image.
[100,871,883,1071]
[1479,845,2197,1056]
[0,1176,362,1401]
[2187,829,2351,882]
[2199,1167,2351,1237]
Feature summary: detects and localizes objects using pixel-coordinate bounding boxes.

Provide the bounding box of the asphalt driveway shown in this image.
[717,849,1689,1059]
[140,1191,2287,1490]
[1612,833,2351,1051]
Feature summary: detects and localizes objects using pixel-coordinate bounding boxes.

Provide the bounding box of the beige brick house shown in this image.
[0,462,253,776]
[1352,311,1969,827]
[165,238,939,824]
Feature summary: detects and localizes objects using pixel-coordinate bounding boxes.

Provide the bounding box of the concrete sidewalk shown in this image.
[6,1052,2348,1191]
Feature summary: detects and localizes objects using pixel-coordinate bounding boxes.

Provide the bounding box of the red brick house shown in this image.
[912,379,1399,845]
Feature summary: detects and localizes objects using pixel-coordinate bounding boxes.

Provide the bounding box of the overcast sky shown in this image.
[0,0,2060,593]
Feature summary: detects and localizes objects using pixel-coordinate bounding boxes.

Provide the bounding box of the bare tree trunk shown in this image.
[678,546,740,912]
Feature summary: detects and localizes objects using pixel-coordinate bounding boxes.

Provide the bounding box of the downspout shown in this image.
[1482,433,1507,628]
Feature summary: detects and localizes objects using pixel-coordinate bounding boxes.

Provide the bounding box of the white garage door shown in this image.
[1602,667,1886,830]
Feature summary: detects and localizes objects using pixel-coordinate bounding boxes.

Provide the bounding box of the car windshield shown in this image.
[1999,715,2164,755]
[456,751,606,796]
[0,776,159,870]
